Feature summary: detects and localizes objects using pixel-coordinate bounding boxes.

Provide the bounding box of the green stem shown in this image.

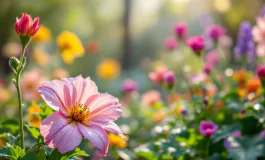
[15,45,28,150]
[206,138,210,158]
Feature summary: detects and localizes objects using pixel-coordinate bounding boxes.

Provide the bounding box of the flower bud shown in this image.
[187,36,205,56]
[203,65,212,75]
[122,79,138,93]
[163,71,175,89]
[207,25,226,42]
[9,56,20,72]
[15,13,41,38]
[174,22,188,41]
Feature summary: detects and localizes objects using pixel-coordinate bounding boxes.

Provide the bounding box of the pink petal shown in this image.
[63,75,98,105]
[90,121,126,141]
[46,122,82,154]
[38,80,69,116]
[78,124,109,155]
[87,94,122,123]
[40,112,69,148]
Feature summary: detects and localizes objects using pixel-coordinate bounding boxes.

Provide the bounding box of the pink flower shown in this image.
[39,75,125,154]
[141,90,161,106]
[164,37,177,50]
[256,43,265,57]
[14,13,41,37]
[205,50,220,67]
[21,69,47,101]
[189,72,207,84]
[163,71,175,85]
[173,22,188,40]
[200,121,218,137]
[207,25,226,41]
[149,66,168,85]
[122,79,138,93]
[187,36,205,55]
[203,65,212,75]
[252,16,265,42]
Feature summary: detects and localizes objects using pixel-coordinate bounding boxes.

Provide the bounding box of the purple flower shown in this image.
[257,65,265,79]
[122,79,138,93]
[181,108,187,115]
[224,131,241,150]
[259,130,265,139]
[234,21,255,60]
[163,71,175,85]
[200,121,218,137]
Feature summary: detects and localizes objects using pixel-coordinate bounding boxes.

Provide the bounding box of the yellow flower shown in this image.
[26,103,41,128]
[32,26,51,43]
[33,48,49,66]
[108,133,128,148]
[96,59,121,80]
[57,31,85,64]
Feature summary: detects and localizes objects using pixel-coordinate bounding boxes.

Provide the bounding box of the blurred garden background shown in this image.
[0,0,264,96]
[3,0,265,159]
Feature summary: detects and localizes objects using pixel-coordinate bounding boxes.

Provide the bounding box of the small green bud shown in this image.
[9,56,20,72]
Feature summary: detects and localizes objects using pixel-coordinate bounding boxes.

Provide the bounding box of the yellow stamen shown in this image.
[69,103,90,123]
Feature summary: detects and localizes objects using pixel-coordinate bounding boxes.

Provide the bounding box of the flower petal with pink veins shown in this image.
[62,75,98,105]
[39,80,69,116]
[40,112,69,148]
[87,94,122,123]
[90,121,126,141]
[78,124,109,155]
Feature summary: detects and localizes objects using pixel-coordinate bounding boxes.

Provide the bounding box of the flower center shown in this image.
[69,103,90,123]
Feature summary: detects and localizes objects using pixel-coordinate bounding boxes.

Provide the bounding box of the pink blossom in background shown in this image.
[15,13,41,37]
[207,25,226,41]
[21,69,47,101]
[189,72,207,84]
[149,66,168,85]
[205,50,220,67]
[187,36,205,54]
[203,65,212,75]
[163,71,175,85]
[252,16,265,42]
[39,75,125,155]
[52,68,69,79]
[257,65,265,79]
[256,43,265,57]
[164,37,177,50]
[141,90,161,106]
[173,22,188,40]
[122,79,138,93]
[218,35,233,49]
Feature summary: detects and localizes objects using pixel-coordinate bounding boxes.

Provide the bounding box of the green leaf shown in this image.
[0,119,19,135]
[39,104,54,120]
[60,148,88,160]
[228,136,265,160]
[135,143,157,160]
[21,151,36,160]
[117,148,136,160]
[211,123,242,143]
[36,149,46,160]
[25,125,43,143]
[0,145,25,160]
[0,133,19,146]
[47,148,88,160]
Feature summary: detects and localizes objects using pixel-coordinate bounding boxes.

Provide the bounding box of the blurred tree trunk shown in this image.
[121,0,132,70]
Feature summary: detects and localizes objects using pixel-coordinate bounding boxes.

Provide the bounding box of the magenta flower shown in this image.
[173,22,188,40]
[199,121,218,137]
[203,65,212,75]
[122,79,138,93]
[257,65,265,79]
[164,37,177,50]
[15,13,41,37]
[149,66,168,85]
[207,25,226,41]
[39,75,125,155]
[187,36,205,55]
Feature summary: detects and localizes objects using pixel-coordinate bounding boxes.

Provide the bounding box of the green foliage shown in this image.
[0,145,25,160]
[48,148,88,160]
[0,119,19,135]
[117,148,136,160]
[24,125,44,143]
[211,123,242,143]
[228,136,265,160]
